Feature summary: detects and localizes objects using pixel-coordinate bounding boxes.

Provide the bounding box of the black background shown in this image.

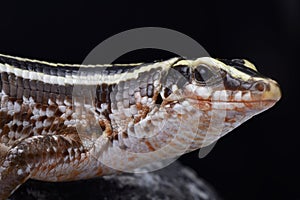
[0,1,299,199]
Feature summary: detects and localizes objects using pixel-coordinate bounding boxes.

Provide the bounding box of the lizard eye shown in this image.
[194,65,214,84]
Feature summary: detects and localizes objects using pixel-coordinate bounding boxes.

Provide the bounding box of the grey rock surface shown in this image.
[10,162,220,200]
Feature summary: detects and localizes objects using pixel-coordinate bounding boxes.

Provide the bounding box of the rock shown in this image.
[10,162,220,200]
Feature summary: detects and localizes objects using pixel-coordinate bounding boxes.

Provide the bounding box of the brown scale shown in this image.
[134,102,150,124]
[1,125,10,138]
[16,124,24,133]
[0,111,8,128]
[42,117,55,134]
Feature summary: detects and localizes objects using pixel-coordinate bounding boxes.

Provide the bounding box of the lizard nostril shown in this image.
[254,82,266,92]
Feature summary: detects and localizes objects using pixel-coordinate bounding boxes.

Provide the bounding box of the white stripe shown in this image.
[0,58,179,85]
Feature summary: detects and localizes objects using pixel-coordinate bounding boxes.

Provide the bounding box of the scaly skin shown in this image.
[0,54,281,199]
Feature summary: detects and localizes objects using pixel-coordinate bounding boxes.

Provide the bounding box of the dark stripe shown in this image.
[221,69,254,91]
[218,59,266,78]
[0,55,147,77]
[0,71,73,104]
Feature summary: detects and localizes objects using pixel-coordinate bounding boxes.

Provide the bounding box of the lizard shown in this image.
[0,54,281,199]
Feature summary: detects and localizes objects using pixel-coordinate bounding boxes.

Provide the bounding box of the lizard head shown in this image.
[157,57,281,148]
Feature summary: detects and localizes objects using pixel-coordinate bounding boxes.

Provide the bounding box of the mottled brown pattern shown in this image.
[0,55,281,199]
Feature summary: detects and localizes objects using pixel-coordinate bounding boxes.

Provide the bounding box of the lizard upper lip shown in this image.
[193,80,281,103]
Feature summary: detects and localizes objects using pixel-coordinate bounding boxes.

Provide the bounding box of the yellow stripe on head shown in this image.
[243,59,257,71]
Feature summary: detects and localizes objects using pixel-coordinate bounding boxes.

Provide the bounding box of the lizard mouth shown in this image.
[162,93,279,109]
[195,79,281,107]
[180,98,278,111]
[206,100,278,110]
[166,83,280,112]
[160,79,281,111]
